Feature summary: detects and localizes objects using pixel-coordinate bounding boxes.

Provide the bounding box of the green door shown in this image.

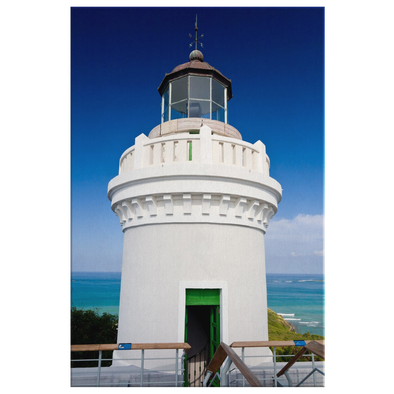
[185,289,221,386]
[209,305,220,387]
[210,305,220,359]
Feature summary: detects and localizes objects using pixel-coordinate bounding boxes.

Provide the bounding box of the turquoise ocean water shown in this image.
[71,272,324,337]
[266,274,324,337]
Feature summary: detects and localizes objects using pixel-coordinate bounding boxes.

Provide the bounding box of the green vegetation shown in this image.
[71,307,118,367]
[268,308,324,361]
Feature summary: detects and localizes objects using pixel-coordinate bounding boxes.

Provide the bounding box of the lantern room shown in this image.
[158,49,233,124]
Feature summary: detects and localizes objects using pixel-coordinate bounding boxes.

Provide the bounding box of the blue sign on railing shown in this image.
[118,343,132,350]
[294,340,306,347]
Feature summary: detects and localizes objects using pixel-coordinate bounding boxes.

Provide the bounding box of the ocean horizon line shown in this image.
[71,271,324,275]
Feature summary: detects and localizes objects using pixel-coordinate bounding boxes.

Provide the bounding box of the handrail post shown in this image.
[203,371,213,387]
[312,352,316,387]
[284,371,293,387]
[241,347,245,387]
[140,349,144,387]
[181,351,186,386]
[273,347,277,387]
[221,357,233,387]
[97,350,102,387]
[175,349,179,387]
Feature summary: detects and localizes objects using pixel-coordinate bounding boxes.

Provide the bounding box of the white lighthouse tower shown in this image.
[107,35,282,373]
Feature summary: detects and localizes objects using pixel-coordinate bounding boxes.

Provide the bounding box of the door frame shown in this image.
[178,281,228,346]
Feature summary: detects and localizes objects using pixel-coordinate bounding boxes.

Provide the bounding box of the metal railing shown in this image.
[204,340,325,387]
[71,340,324,387]
[71,342,191,387]
[275,340,325,387]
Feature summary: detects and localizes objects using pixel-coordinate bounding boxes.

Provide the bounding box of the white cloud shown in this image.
[265,214,324,273]
[290,251,306,257]
[313,250,324,256]
[267,214,324,241]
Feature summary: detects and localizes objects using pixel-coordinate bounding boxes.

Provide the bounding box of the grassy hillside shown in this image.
[267,308,324,360]
[268,308,324,341]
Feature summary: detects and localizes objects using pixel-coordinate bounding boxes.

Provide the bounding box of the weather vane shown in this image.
[189,15,204,50]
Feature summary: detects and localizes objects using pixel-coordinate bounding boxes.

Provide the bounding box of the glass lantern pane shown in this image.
[190,76,211,100]
[212,79,225,107]
[171,77,188,104]
[163,108,169,122]
[163,86,169,107]
[189,100,211,118]
[171,108,186,120]
[212,106,225,122]
[162,86,169,122]
[171,99,187,119]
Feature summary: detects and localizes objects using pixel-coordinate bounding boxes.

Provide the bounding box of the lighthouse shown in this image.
[107,29,282,372]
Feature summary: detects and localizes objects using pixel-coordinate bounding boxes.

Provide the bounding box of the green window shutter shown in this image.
[186,289,220,306]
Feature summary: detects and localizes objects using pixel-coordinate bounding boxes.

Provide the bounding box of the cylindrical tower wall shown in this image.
[113,223,269,366]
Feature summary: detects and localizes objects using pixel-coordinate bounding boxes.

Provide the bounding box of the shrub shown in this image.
[71,307,118,367]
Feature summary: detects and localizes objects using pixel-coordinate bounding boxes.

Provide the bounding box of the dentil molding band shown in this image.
[113,192,276,233]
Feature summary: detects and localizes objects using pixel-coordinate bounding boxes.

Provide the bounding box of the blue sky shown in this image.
[71,7,324,274]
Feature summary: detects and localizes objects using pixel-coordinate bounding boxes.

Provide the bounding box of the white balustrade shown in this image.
[119,127,270,176]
